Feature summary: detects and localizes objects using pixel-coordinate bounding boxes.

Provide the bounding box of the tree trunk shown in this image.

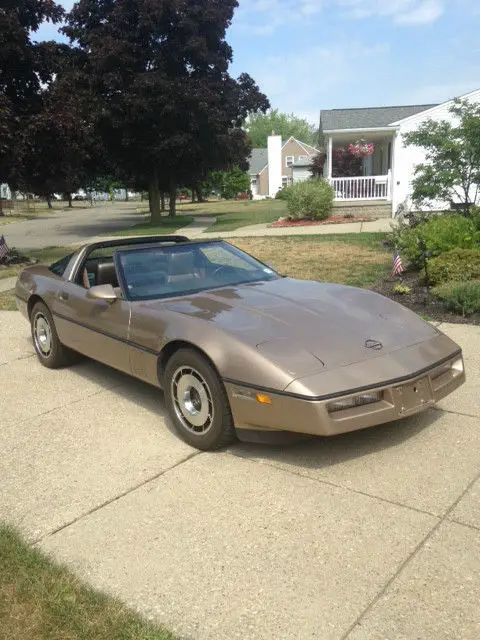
[160,193,166,211]
[149,168,162,223]
[169,183,177,217]
[125,188,129,202]
[191,187,196,204]
[46,196,52,209]
[0,198,4,217]
[148,185,153,213]
[67,193,72,208]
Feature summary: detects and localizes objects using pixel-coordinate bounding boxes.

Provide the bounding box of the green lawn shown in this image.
[0,246,73,281]
[0,524,176,640]
[231,233,391,288]
[176,199,287,232]
[112,215,194,236]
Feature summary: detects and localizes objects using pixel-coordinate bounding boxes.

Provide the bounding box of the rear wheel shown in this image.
[31,301,80,368]
[164,348,236,450]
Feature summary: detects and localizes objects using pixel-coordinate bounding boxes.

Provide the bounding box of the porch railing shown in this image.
[329,173,391,201]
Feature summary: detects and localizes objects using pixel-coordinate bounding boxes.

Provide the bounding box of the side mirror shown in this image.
[87,284,118,303]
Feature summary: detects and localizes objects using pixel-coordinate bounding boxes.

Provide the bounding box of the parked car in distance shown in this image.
[15,236,466,450]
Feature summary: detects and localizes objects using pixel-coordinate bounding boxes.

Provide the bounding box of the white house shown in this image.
[319,88,480,216]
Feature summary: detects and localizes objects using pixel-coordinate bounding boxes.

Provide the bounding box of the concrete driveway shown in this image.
[1,310,479,640]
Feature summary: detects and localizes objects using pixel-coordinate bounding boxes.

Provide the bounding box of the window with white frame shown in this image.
[285,155,294,168]
[282,176,292,187]
[251,178,257,186]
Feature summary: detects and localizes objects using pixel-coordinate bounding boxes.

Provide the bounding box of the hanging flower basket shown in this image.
[348,140,375,158]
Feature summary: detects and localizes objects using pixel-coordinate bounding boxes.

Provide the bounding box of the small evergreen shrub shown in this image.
[428,248,480,285]
[432,280,480,316]
[285,179,334,220]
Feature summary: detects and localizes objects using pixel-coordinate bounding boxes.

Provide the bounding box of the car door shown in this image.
[52,279,132,375]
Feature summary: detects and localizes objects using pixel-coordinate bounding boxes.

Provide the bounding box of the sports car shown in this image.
[15,235,465,450]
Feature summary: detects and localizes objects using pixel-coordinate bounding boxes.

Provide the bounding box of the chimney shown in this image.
[267,134,282,197]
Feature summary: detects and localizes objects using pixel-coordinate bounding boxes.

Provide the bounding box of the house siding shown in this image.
[254,137,319,196]
[393,89,480,213]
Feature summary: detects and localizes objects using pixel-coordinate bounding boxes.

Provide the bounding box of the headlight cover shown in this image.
[328,391,382,413]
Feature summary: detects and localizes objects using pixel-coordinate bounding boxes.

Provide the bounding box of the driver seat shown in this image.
[167,252,200,285]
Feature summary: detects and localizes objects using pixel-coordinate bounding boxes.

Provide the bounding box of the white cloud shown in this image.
[249,40,390,122]
[234,0,324,35]
[338,0,444,25]
[395,80,480,105]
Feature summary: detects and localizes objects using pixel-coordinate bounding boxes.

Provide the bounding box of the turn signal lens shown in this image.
[256,393,272,405]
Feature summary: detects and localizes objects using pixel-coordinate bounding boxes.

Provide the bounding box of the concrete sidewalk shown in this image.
[89,216,393,245]
[1,310,479,639]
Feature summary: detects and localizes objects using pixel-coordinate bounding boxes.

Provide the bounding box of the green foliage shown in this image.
[275,185,291,200]
[246,109,318,147]
[391,214,480,268]
[432,280,480,316]
[210,167,250,200]
[285,179,334,220]
[393,284,411,295]
[428,248,480,285]
[403,99,480,211]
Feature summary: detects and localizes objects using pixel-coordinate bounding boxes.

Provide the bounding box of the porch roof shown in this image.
[320,104,437,132]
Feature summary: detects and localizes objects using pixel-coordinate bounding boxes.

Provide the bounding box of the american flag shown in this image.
[0,235,9,262]
[392,249,405,277]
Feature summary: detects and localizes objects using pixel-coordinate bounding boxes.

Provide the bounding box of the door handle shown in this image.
[59,292,69,301]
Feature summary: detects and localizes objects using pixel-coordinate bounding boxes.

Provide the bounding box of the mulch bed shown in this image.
[269,216,374,228]
[371,270,480,325]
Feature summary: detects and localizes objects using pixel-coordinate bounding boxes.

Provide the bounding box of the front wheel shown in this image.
[164,348,236,450]
[31,301,80,368]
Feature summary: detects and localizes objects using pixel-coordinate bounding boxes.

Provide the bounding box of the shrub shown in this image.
[275,185,291,200]
[393,284,411,295]
[391,213,480,268]
[428,248,480,285]
[285,179,334,220]
[432,280,480,316]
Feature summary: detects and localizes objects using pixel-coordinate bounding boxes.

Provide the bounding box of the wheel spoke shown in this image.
[171,365,214,435]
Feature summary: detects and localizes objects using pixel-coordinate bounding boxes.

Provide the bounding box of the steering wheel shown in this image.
[212,265,238,281]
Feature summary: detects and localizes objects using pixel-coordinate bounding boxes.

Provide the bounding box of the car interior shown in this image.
[74,240,275,301]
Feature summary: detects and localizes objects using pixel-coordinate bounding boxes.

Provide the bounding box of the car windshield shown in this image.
[115,241,279,301]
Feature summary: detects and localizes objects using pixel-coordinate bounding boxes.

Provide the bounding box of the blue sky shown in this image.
[35,0,480,125]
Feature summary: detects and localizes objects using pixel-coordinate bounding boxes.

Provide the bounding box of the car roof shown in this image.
[83,235,224,253]
[113,238,224,254]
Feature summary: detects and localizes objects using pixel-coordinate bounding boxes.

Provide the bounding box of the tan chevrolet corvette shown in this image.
[15,235,465,450]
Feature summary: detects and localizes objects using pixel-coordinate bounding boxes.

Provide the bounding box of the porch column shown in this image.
[325,136,333,180]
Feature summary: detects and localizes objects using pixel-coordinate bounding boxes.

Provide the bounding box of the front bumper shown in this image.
[225,353,465,437]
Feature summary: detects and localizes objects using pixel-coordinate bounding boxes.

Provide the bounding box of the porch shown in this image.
[323,128,396,206]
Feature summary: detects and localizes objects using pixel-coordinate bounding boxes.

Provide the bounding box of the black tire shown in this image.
[164,348,236,450]
[31,301,81,368]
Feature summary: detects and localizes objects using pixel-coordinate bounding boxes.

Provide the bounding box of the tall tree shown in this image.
[210,166,250,199]
[403,99,480,213]
[64,0,269,220]
[246,109,318,148]
[0,0,64,209]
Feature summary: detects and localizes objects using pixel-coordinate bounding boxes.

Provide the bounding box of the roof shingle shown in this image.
[248,148,268,175]
[320,104,438,131]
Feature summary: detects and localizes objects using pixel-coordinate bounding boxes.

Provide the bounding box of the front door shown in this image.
[52,281,132,374]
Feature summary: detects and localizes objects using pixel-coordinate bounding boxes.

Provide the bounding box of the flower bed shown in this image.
[269,216,374,228]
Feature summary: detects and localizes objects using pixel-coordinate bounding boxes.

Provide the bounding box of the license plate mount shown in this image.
[394,377,432,414]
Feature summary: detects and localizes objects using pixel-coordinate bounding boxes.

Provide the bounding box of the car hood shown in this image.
[154,278,438,372]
